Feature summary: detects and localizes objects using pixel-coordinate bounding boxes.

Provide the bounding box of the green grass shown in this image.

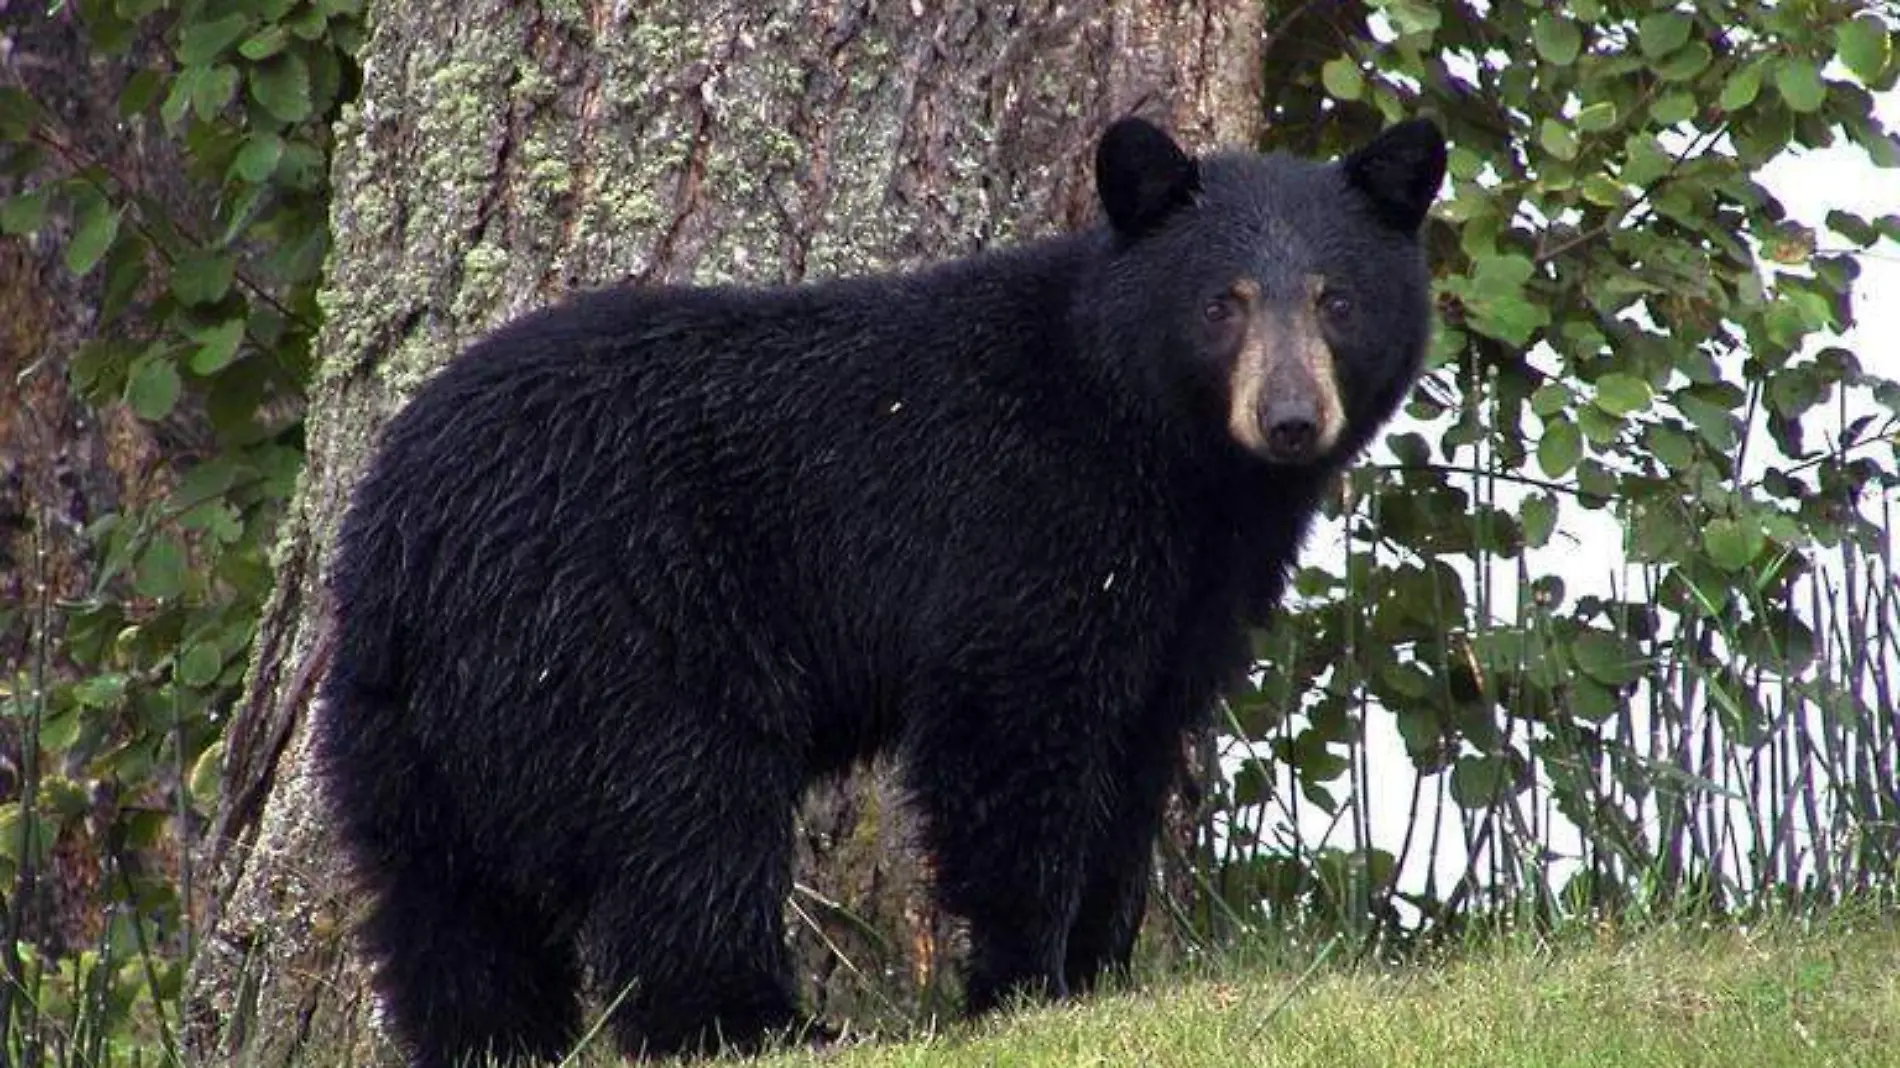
[611,918,1900,1068]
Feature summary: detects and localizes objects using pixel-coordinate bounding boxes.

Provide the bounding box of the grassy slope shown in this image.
[668,920,1900,1068]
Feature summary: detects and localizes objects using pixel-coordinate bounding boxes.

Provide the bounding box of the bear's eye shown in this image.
[1203,295,1240,325]
[1319,290,1354,325]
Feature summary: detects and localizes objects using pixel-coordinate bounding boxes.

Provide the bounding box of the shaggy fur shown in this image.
[316,118,1445,1066]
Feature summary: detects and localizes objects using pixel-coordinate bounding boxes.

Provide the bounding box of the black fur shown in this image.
[1097,117,1201,237]
[317,118,1445,1066]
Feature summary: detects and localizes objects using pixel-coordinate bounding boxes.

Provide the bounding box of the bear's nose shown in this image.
[1261,406,1319,463]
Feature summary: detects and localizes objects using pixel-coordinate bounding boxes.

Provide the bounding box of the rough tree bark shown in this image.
[184,2,1264,1062]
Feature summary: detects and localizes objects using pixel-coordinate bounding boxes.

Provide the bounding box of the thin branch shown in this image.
[1374,462,1587,498]
[28,126,310,329]
[1535,119,1731,267]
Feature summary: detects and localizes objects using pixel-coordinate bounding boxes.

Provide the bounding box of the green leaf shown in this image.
[70,339,135,400]
[1592,373,1652,417]
[1573,630,1644,686]
[1474,299,1549,346]
[161,69,192,127]
[1704,516,1764,571]
[66,199,121,277]
[1570,678,1620,723]
[239,25,291,60]
[1538,416,1583,477]
[1539,119,1578,161]
[118,69,165,117]
[275,138,327,192]
[1677,392,1738,451]
[1576,459,1617,506]
[1388,431,1430,466]
[194,64,241,121]
[0,140,37,173]
[1774,58,1826,113]
[1533,15,1582,66]
[83,2,136,53]
[165,64,240,127]
[332,17,366,55]
[1380,660,1432,700]
[1580,173,1625,206]
[1321,57,1364,101]
[1650,91,1698,126]
[1827,209,1877,246]
[1575,101,1618,132]
[250,52,313,123]
[1721,61,1766,111]
[100,232,150,326]
[1644,424,1697,473]
[287,6,331,39]
[1473,253,1534,292]
[178,13,252,65]
[1631,500,1689,562]
[134,535,188,600]
[1463,253,1548,345]
[1656,41,1713,82]
[1622,136,1672,185]
[1386,1,1441,36]
[172,252,236,306]
[171,456,243,506]
[1530,383,1571,418]
[1864,131,1900,168]
[0,804,56,867]
[232,131,285,183]
[1578,405,1622,445]
[1766,367,1822,419]
[1449,755,1520,807]
[190,318,248,375]
[0,188,50,235]
[180,500,245,543]
[1521,494,1557,548]
[0,87,43,140]
[71,673,129,708]
[125,351,182,421]
[1393,706,1442,760]
[177,643,224,687]
[1835,16,1892,84]
[1638,12,1693,58]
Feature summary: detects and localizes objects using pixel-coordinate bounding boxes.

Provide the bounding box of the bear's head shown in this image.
[1090,116,1446,468]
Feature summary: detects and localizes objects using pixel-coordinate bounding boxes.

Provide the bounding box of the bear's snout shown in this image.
[1224,292,1347,465]
[1260,403,1321,463]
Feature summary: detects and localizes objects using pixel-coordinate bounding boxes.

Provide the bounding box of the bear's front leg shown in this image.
[1062,736,1178,993]
[1064,677,1203,993]
[900,681,1111,1016]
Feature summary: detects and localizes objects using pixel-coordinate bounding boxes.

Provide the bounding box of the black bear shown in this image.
[316,115,1445,1066]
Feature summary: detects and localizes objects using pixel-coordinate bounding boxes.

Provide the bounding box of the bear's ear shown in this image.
[1096,117,1201,238]
[1341,118,1448,234]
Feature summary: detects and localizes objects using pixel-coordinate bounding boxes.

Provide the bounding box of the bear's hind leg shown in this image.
[1066,681,1208,994]
[1063,749,1174,994]
[582,749,803,1060]
[359,858,583,1068]
[902,685,1105,1016]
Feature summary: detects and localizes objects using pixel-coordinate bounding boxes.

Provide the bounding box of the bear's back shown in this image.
[327,234,1215,728]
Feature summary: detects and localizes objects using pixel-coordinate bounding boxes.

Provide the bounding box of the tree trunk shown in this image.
[184,2,1263,1062]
